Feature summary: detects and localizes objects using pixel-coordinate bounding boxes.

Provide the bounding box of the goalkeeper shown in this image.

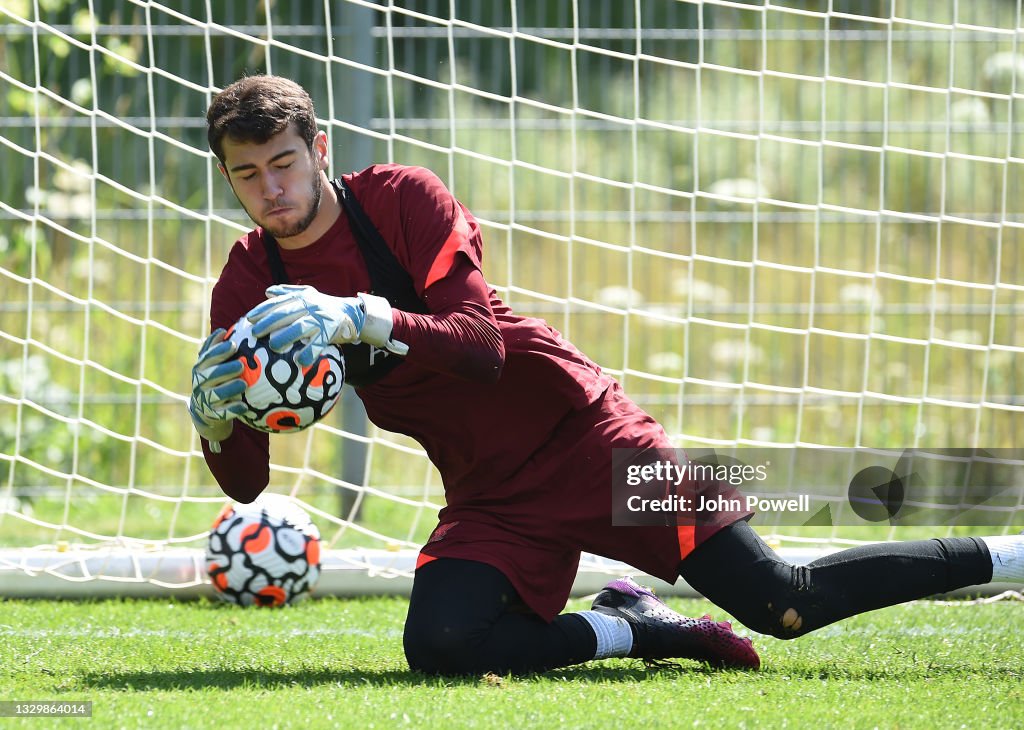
[190,75,1024,676]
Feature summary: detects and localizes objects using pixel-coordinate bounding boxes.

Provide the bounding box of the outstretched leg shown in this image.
[678,520,996,638]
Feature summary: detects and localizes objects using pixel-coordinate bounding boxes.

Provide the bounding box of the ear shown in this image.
[313,130,329,170]
[218,162,230,182]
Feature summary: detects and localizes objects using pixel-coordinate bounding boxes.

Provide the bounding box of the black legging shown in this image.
[678,520,992,639]
[403,522,992,675]
[403,558,598,675]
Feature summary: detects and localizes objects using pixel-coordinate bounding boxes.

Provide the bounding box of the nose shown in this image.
[261,171,284,201]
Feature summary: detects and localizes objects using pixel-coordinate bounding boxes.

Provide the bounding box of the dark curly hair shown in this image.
[206,75,318,163]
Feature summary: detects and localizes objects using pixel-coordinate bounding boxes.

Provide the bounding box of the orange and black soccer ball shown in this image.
[206,494,322,607]
[225,314,345,434]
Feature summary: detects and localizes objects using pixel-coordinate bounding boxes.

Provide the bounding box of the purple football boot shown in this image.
[592,576,760,669]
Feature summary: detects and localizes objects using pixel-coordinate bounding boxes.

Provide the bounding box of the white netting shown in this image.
[1,1,1022,595]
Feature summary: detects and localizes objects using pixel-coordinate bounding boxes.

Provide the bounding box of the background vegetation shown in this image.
[1,0,1023,551]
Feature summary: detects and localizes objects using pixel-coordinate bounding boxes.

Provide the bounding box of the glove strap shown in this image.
[358,293,409,356]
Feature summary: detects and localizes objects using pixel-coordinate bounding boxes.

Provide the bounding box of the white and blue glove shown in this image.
[246,284,409,368]
[188,328,247,453]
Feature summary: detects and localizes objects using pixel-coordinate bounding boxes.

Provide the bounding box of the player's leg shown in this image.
[675,519,1018,638]
[403,557,600,675]
[404,556,758,674]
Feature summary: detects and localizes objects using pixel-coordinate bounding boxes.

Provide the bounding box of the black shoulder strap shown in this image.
[333,178,427,314]
[258,178,428,388]
[261,230,289,285]
[259,179,427,316]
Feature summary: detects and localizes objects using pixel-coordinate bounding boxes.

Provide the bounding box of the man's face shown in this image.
[219,124,326,240]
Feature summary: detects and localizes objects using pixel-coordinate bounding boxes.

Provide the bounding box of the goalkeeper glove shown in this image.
[188,328,247,453]
[246,284,409,368]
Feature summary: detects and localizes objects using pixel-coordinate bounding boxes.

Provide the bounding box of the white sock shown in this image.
[981,535,1024,583]
[576,610,634,659]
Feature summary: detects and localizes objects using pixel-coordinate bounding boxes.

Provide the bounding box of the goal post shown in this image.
[2,1,1022,600]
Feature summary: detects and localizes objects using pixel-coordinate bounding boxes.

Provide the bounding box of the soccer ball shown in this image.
[206,493,322,607]
[226,314,345,433]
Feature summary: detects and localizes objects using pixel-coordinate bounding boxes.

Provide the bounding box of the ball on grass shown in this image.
[206,493,322,607]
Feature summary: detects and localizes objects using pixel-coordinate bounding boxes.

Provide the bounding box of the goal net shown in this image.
[2,0,1022,598]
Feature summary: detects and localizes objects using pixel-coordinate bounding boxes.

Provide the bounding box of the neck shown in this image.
[274,173,340,250]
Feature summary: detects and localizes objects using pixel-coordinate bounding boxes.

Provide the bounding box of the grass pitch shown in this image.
[1,595,1021,729]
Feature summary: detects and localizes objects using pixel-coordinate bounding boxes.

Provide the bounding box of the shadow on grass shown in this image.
[80,662,726,691]
[759,662,1024,682]
[79,657,1024,691]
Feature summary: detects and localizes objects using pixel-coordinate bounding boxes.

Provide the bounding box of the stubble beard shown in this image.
[254,169,323,240]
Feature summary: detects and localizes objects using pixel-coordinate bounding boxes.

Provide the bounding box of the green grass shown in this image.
[1,595,1021,729]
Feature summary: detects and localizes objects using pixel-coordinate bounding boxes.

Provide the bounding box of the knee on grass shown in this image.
[403,621,481,676]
